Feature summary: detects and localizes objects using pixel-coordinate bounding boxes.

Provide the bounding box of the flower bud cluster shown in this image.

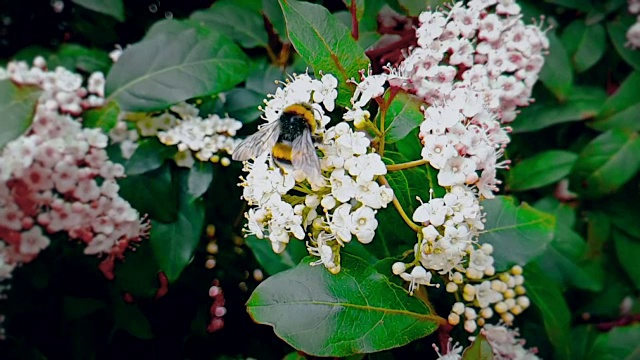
[207,281,226,333]
[0,57,105,114]
[108,102,243,168]
[627,0,640,49]
[0,58,149,281]
[397,0,549,123]
[238,73,393,272]
[448,265,530,332]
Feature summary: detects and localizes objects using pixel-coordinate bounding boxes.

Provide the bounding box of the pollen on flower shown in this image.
[0,58,149,283]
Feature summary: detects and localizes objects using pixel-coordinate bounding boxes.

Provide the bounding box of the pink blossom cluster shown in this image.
[627,0,640,49]
[397,0,549,123]
[0,58,149,281]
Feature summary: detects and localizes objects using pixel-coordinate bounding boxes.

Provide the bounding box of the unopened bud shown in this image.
[448,312,460,325]
[392,262,406,275]
[446,282,458,293]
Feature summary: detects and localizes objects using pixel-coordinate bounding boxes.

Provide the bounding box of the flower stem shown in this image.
[386,159,429,171]
[378,176,422,233]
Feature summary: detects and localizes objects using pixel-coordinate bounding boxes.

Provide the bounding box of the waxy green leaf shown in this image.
[592,72,640,130]
[613,230,640,291]
[479,196,555,270]
[569,129,640,198]
[462,333,494,360]
[118,163,178,223]
[191,0,268,48]
[511,86,605,133]
[539,32,573,101]
[508,150,578,191]
[561,20,606,72]
[384,91,424,144]
[525,263,573,360]
[71,0,124,21]
[186,162,214,200]
[587,324,640,359]
[0,80,41,149]
[246,254,440,357]
[150,173,205,282]
[279,0,370,107]
[106,22,249,112]
[245,235,308,275]
[81,101,120,133]
[125,138,177,176]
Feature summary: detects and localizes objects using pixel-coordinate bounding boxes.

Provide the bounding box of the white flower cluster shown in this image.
[419,87,510,200]
[239,73,393,273]
[397,0,549,123]
[627,0,640,49]
[109,102,243,168]
[0,57,149,281]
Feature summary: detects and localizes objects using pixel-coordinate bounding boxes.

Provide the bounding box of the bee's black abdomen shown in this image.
[278,113,310,142]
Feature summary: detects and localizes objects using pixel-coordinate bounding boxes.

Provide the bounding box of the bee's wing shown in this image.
[232,120,281,161]
[291,128,323,186]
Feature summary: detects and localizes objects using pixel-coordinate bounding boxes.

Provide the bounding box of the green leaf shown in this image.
[384,91,424,144]
[118,163,178,223]
[245,234,308,275]
[508,150,578,191]
[585,0,626,24]
[539,32,573,101]
[592,71,640,129]
[150,176,206,282]
[63,296,106,320]
[225,88,264,123]
[191,0,268,48]
[479,196,555,270]
[279,0,370,107]
[113,240,162,298]
[125,138,177,176]
[48,44,112,73]
[246,253,440,357]
[525,263,572,360]
[186,162,214,200]
[112,298,153,339]
[511,87,605,133]
[561,20,606,72]
[0,80,41,149]
[533,225,604,291]
[382,151,431,215]
[82,101,120,132]
[106,22,250,112]
[71,0,124,21]
[246,63,288,95]
[569,129,640,198]
[608,17,640,71]
[587,325,640,360]
[614,230,640,291]
[462,333,494,360]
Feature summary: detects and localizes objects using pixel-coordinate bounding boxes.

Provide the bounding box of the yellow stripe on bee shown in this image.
[272,142,293,162]
[283,103,316,133]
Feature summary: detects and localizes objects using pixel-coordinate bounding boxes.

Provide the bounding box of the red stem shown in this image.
[350,0,359,40]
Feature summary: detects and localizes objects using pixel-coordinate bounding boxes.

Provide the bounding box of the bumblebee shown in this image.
[232,103,323,186]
